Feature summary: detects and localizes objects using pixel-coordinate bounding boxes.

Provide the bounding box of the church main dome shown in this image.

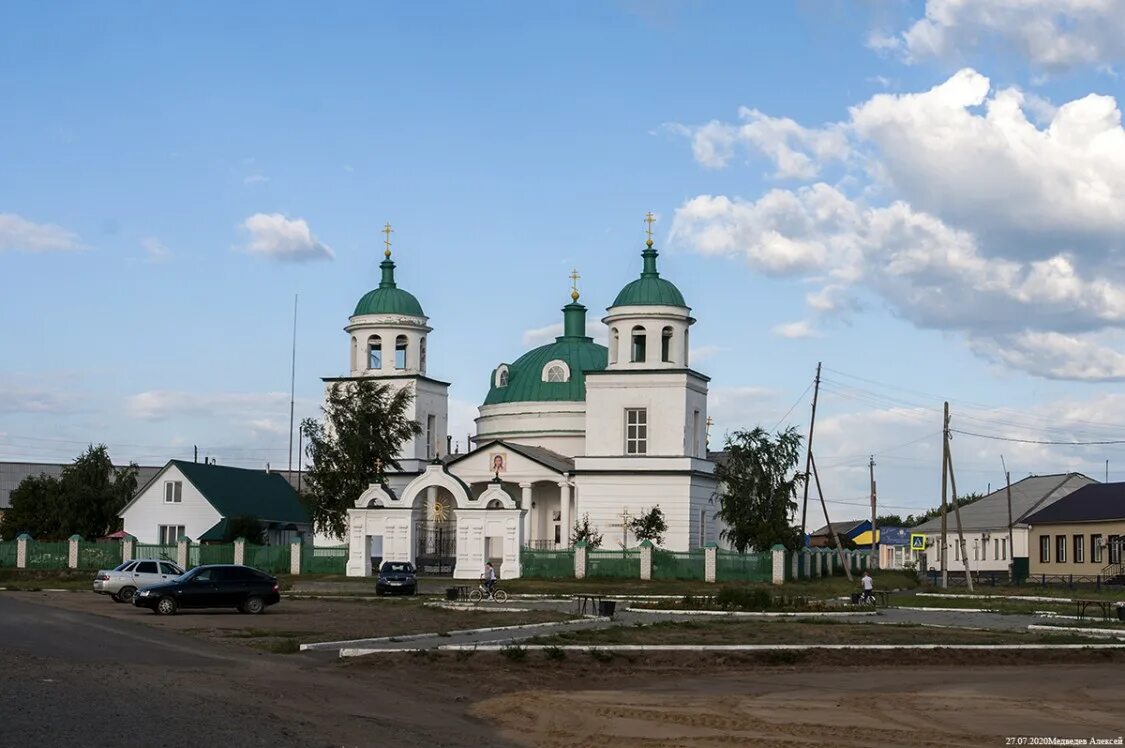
[483,300,607,405]
[353,257,425,317]
[610,244,687,308]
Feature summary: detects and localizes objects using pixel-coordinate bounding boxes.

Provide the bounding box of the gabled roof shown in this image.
[810,520,867,537]
[1023,482,1125,524]
[913,472,1096,532]
[446,439,574,475]
[122,460,309,525]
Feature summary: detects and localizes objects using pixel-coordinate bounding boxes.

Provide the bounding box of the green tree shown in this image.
[224,515,265,543]
[713,426,804,552]
[300,379,422,539]
[875,514,905,527]
[630,506,667,546]
[570,513,603,549]
[0,445,137,540]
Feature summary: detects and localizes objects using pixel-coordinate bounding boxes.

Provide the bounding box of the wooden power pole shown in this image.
[799,362,822,542]
[869,455,877,570]
[940,403,949,588]
[945,402,974,592]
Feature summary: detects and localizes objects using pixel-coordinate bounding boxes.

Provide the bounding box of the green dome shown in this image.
[353,258,425,317]
[610,245,687,308]
[484,302,608,405]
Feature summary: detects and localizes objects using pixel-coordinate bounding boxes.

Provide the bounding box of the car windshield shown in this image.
[112,561,132,571]
[381,563,412,573]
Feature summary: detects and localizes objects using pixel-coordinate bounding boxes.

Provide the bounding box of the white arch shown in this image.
[477,482,517,510]
[400,463,473,509]
[354,483,396,508]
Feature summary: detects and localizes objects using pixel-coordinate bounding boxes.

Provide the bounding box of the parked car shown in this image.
[375,560,417,595]
[93,559,185,603]
[132,564,280,615]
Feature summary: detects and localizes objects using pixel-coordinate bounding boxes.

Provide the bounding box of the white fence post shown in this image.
[290,539,302,575]
[574,541,587,579]
[233,537,246,566]
[771,544,786,585]
[705,544,717,583]
[122,534,135,562]
[177,538,189,569]
[640,541,653,581]
[68,535,81,569]
[16,533,30,569]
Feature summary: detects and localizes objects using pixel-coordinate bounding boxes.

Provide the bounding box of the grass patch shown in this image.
[588,648,614,663]
[500,644,527,662]
[267,638,302,654]
[543,645,566,661]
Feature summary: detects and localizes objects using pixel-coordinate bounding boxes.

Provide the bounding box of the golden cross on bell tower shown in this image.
[644,211,656,248]
[569,268,581,302]
[382,222,394,258]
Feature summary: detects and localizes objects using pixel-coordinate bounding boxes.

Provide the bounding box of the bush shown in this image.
[500,644,527,662]
[588,648,614,663]
[716,587,773,611]
[543,646,566,661]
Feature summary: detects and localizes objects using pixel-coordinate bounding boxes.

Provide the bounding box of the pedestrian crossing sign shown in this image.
[910,533,926,551]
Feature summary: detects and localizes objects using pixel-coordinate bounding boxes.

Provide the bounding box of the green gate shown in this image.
[715,550,771,582]
[76,541,122,570]
[302,545,347,575]
[651,549,706,580]
[134,543,177,561]
[245,543,291,574]
[26,541,69,570]
[0,541,17,567]
[520,548,574,578]
[587,549,640,578]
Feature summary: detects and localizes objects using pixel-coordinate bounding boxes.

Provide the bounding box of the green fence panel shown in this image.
[519,548,574,578]
[587,549,640,578]
[26,541,69,570]
[193,543,235,567]
[245,543,291,574]
[302,545,348,575]
[76,541,122,570]
[134,543,177,561]
[715,550,772,582]
[0,541,17,567]
[651,549,706,580]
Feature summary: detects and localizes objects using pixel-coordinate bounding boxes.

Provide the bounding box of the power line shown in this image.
[769,380,814,433]
[950,429,1125,446]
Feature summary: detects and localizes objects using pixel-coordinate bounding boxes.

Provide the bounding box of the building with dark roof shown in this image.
[1024,482,1125,576]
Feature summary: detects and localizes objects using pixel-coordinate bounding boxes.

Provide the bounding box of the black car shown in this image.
[375,561,416,595]
[132,564,281,615]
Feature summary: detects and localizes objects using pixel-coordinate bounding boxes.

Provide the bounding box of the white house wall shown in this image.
[121,464,223,543]
[922,528,1027,572]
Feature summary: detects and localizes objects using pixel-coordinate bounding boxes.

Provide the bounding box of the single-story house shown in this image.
[847,526,917,569]
[914,472,1095,575]
[120,460,311,545]
[808,520,869,548]
[1024,482,1125,577]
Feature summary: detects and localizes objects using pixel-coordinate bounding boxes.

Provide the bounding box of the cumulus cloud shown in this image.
[771,321,818,339]
[240,213,333,262]
[0,213,82,253]
[875,0,1125,72]
[126,390,292,421]
[521,320,610,347]
[140,237,172,263]
[668,69,1125,382]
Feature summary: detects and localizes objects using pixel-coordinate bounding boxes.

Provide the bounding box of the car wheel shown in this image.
[243,596,265,614]
[156,596,177,616]
[116,586,136,603]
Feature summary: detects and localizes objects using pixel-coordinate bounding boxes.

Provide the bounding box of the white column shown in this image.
[640,541,653,581]
[233,538,246,566]
[520,483,533,547]
[705,545,717,583]
[16,534,29,569]
[558,480,571,549]
[771,544,786,585]
[68,535,80,569]
[425,486,438,553]
[176,538,189,569]
[289,539,302,575]
[122,535,135,563]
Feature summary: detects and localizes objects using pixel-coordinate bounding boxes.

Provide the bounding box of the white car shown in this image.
[93,559,185,603]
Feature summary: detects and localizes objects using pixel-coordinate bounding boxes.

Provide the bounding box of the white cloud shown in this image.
[973,331,1125,382]
[879,0,1125,72]
[521,319,610,347]
[771,321,817,339]
[140,236,172,263]
[0,213,82,253]
[0,385,71,414]
[126,390,292,421]
[240,213,333,262]
[243,175,269,185]
[689,344,723,362]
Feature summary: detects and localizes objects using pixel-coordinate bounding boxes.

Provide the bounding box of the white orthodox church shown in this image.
[335,222,721,579]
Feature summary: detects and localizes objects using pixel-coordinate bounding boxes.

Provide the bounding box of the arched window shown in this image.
[495,365,509,388]
[367,335,382,370]
[631,326,647,363]
[486,499,504,509]
[395,335,407,369]
[542,360,570,383]
[661,326,673,363]
[610,328,619,365]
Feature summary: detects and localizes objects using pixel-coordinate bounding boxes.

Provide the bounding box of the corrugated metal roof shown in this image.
[1023,482,1125,524]
[913,473,1096,532]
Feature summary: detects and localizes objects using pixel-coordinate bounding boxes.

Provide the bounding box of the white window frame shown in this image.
[541,359,570,383]
[164,481,182,504]
[495,365,509,388]
[1092,534,1103,564]
[158,525,186,545]
[1074,534,1084,564]
[625,408,648,455]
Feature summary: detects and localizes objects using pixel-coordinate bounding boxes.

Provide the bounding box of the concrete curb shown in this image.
[423,602,536,613]
[392,643,1125,653]
[301,616,609,652]
[1027,624,1125,639]
[893,606,1000,613]
[917,592,1080,604]
[623,607,878,617]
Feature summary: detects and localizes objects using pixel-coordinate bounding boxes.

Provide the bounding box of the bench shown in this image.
[1074,598,1113,621]
[574,593,606,616]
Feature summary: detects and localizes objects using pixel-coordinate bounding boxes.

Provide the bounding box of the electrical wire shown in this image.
[949,429,1125,446]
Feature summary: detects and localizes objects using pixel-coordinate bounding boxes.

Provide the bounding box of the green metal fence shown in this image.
[520,548,574,578]
[26,541,69,570]
[76,541,122,570]
[651,549,706,580]
[134,543,177,561]
[0,541,17,567]
[302,545,348,575]
[715,550,772,582]
[245,543,291,574]
[187,543,235,568]
[587,549,640,578]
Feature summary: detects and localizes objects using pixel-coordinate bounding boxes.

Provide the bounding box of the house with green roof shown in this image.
[118,459,311,545]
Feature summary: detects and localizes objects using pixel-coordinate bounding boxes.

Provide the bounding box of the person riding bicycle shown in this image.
[860,570,875,603]
[482,561,497,596]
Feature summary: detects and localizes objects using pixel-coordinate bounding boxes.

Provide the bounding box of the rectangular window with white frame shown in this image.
[1092,534,1103,564]
[698,509,706,548]
[1074,534,1084,564]
[625,408,648,455]
[158,525,185,545]
[1110,535,1121,565]
[164,480,182,503]
[1039,535,1049,563]
[1056,535,1066,563]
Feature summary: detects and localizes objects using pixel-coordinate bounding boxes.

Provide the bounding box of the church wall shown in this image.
[584,372,709,458]
[573,473,706,552]
[475,401,586,457]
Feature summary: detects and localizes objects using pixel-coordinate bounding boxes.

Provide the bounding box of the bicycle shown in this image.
[468,583,508,603]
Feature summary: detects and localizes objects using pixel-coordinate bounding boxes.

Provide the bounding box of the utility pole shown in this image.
[799,362,822,542]
[945,402,974,592]
[810,453,853,582]
[296,428,304,493]
[1002,455,1013,582]
[288,293,298,475]
[869,455,877,570]
[940,402,949,588]
[194,445,198,464]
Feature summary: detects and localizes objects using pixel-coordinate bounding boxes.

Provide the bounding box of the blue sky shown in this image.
[5,1,1125,521]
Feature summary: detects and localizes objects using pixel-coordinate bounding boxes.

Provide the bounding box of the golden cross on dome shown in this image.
[644,212,656,247]
[569,268,581,302]
[382,222,393,258]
